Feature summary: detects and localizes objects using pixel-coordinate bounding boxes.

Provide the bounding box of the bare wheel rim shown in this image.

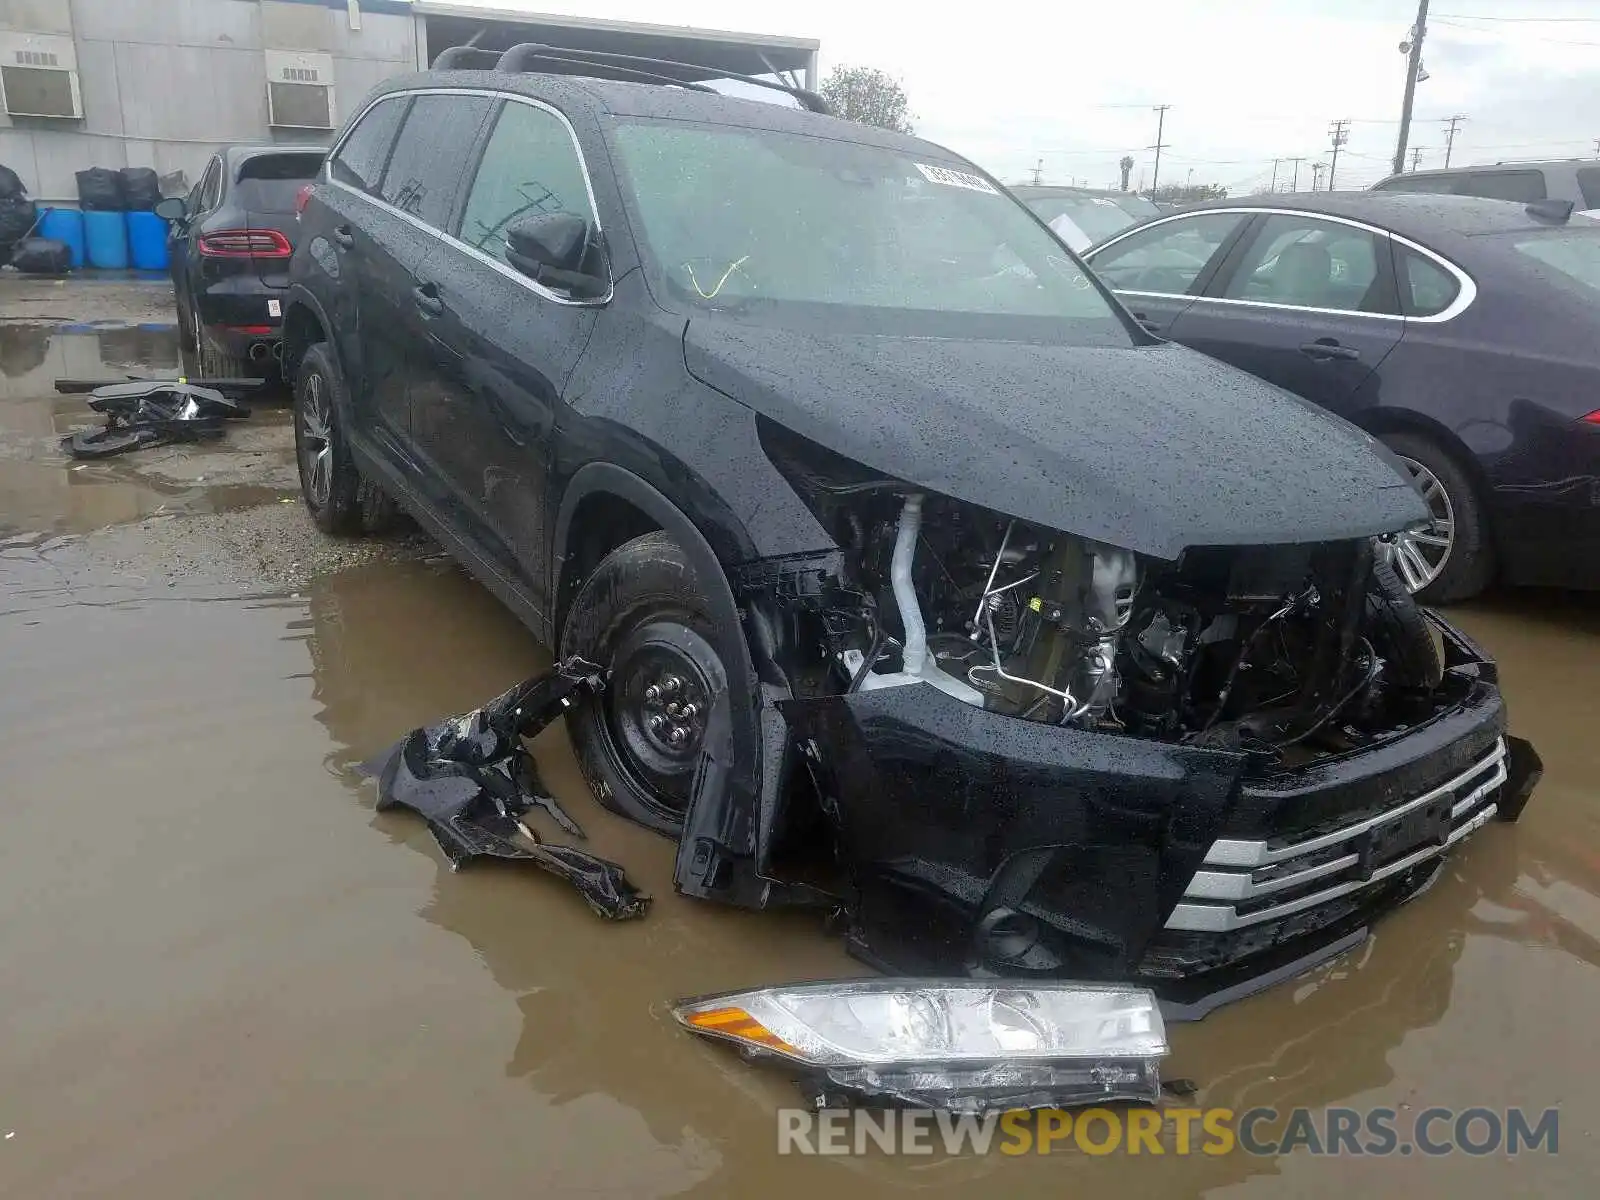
[1389,454,1456,593]
[299,373,333,507]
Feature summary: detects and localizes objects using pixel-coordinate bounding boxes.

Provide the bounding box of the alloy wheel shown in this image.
[299,374,334,508]
[1388,454,1456,593]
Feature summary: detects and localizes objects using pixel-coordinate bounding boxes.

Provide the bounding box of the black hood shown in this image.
[684,319,1426,559]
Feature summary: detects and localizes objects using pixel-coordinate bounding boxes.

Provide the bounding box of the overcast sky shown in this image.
[441,0,1600,192]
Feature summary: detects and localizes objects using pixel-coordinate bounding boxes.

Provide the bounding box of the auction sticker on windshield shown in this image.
[915,163,1000,194]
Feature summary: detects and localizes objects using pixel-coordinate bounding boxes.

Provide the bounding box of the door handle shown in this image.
[1300,339,1360,362]
[332,225,354,248]
[412,283,444,317]
[1130,310,1164,335]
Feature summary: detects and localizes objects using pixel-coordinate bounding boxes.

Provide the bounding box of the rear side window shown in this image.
[330,96,407,193]
[459,100,597,258]
[1577,168,1600,210]
[234,153,323,213]
[1397,248,1461,317]
[1451,170,1546,203]
[1088,212,1245,295]
[1219,214,1389,313]
[379,94,495,230]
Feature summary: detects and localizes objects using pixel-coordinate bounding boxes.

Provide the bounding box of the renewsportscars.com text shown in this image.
[777,1106,1560,1157]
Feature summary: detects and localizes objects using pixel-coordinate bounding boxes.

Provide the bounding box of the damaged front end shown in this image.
[716,429,1542,1018]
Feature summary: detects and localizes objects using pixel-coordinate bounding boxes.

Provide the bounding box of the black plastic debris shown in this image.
[360,658,650,920]
[60,380,251,459]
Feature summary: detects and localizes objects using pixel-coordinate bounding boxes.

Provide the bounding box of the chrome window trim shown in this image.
[324,86,612,308]
[1087,206,1477,324]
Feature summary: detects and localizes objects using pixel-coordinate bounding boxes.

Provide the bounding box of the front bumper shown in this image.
[781,615,1541,1018]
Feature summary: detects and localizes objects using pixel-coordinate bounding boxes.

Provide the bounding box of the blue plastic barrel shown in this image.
[83,209,129,269]
[125,210,168,270]
[38,207,86,268]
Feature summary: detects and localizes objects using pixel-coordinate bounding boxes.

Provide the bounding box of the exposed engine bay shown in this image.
[798,487,1446,768]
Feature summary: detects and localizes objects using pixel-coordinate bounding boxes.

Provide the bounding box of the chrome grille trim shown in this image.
[1167,738,1505,933]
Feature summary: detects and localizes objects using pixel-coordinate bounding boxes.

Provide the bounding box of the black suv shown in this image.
[283,48,1539,1015]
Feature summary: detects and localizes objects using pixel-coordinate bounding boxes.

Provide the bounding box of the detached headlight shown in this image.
[673,979,1167,1110]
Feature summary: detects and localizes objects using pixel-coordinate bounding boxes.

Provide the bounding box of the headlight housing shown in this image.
[674,978,1168,1110]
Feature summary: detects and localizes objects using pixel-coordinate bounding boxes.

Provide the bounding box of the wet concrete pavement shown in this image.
[1,314,1597,1197]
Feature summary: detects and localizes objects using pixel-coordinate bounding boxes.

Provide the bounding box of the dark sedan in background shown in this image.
[155,145,325,376]
[1085,193,1600,601]
[1011,184,1161,252]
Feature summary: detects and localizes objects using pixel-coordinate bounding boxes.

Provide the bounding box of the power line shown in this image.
[1433,18,1600,45]
[1285,156,1306,192]
[1432,12,1600,22]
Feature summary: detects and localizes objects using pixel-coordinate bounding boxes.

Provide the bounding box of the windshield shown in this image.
[234,153,323,213]
[1023,193,1157,245]
[610,118,1128,340]
[1510,227,1600,297]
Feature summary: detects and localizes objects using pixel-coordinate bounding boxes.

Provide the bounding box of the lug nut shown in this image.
[669,726,687,745]
[661,676,681,695]
[647,714,665,733]
[667,701,680,716]
[680,702,699,720]
[644,684,661,702]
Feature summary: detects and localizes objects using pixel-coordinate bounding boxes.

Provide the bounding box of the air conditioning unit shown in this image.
[0,32,82,120]
[264,49,335,131]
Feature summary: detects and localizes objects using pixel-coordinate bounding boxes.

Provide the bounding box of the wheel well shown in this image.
[1354,408,1492,495]
[1354,407,1501,562]
[555,490,661,629]
[280,303,325,382]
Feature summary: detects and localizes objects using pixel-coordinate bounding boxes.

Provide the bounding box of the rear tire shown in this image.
[559,532,727,837]
[1379,431,1494,604]
[294,342,365,536]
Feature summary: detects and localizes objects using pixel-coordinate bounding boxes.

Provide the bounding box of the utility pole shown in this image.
[1311,162,1326,192]
[1148,104,1171,200]
[1593,138,1599,160]
[1327,119,1350,189]
[1392,0,1431,176]
[1286,156,1306,193]
[1270,158,1281,192]
[1411,145,1426,172]
[1030,158,1043,186]
[1442,114,1466,167]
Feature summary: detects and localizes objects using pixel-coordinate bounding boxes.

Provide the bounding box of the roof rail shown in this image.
[430,41,831,115]
[433,46,501,70]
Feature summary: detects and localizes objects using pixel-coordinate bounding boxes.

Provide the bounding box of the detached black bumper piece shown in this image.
[361,659,650,920]
[782,614,1539,1019]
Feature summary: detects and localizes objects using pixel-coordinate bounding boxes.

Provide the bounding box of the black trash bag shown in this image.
[75,167,125,212]
[360,659,650,920]
[12,237,71,275]
[0,161,26,200]
[0,195,38,249]
[119,167,161,211]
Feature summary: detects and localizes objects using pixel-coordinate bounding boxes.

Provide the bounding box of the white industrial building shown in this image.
[0,0,819,203]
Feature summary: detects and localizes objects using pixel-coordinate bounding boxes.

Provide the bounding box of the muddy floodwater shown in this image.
[2,318,1597,1197]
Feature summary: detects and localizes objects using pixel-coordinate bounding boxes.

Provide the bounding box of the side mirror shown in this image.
[505,212,603,296]
[154,196,187,222]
